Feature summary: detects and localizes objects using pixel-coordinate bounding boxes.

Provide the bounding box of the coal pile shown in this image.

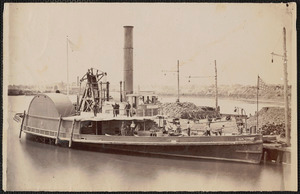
[159,102,217,119]
[248,107,290,137]
[261,123,285,137]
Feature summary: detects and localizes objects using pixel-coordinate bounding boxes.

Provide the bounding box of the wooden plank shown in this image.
[23,130,57,139]
[55,115,62,145]
[235,150,262,154]
[263,135,277,143]
[69,119,76,148]
[220,113,247,118]
[19,110,26,138]
[72,138,263,146]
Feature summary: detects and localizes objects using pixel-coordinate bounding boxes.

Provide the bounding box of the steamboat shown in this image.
[15,26,263,164]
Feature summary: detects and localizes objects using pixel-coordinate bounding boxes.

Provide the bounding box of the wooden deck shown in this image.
[262,139,291,164]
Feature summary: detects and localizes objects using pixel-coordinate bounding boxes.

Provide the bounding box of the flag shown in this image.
[68,39,80,52]
[258,76,271,92]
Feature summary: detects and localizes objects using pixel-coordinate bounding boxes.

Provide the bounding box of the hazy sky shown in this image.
[4,3,296,90]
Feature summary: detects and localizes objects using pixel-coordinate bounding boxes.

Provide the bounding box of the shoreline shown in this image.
[8,93,285,106]
[158,94,284,106]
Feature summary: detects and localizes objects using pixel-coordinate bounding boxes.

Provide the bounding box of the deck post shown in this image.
[55,115,62,145]
[96,121,98,135]
[69,119,76,148]
[263,151,267,163]
[276,151,283,164]
[19,110,26,138]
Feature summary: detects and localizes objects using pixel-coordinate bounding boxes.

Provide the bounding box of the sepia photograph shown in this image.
[2,2,297,191]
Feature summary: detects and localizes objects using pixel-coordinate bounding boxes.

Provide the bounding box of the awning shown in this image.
[63,114,157,122]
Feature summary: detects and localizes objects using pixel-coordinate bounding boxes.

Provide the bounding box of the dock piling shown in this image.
[55,115,62,145]
[69,119,76,148]
[263,151,267,163]
[19,110,26,138]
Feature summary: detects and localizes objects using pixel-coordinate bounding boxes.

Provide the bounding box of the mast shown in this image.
[162,60,180,103]
[66,36,69,96]
[120,81,123,102]
[215,60,218,112]
[270,27,290,146]
[177,60,180,103]
[283,27,290,146]
[257,75,259,131]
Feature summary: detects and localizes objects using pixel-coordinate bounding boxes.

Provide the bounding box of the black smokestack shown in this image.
[123,26,134,98]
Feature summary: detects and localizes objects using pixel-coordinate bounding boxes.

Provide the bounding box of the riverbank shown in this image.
[156,83,291,105]
[158,94,285,106]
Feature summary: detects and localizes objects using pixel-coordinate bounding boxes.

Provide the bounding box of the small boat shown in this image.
[16,68,263,164]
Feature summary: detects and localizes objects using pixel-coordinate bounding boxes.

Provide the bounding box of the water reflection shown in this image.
[8,128,289,191]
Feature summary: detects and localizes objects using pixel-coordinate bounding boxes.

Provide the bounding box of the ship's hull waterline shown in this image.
[23,129,263,164]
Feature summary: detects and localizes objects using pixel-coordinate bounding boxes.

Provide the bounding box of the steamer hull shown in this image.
[23,124,263,164]
[71,135,263,164]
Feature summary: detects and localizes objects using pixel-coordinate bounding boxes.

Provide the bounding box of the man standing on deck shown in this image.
[125,102,131,117]
[205,123,211,136]
[112,103,116,117]
[219,125,224,136]
[187,121,191,136]
[115,103,120,117]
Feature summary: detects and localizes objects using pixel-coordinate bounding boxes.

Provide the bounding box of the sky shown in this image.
[4,3,297,90]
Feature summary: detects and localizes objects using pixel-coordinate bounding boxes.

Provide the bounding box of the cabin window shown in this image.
[101,120,121,135]
[80,121,96,135]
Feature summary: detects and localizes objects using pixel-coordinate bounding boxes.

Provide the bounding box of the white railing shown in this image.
[105,108,160,117]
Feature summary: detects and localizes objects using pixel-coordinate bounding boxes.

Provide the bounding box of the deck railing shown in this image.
[106,108,160,117]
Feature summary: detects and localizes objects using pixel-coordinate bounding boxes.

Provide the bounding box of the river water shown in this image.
[4,96,293,191]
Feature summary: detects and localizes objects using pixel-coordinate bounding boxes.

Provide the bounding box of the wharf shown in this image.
[262,135,291,164]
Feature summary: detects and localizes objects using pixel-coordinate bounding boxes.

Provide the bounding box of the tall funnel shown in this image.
[123,26,134,97]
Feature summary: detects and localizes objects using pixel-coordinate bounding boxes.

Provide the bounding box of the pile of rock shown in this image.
[159,102,217,119]
[248,107,290,137]
[261,123,285,137]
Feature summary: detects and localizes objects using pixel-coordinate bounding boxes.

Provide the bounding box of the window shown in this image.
[80,121,96,135]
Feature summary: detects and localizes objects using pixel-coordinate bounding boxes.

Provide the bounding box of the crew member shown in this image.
[219,125,224,136]
[112,103,116,117]
[125,102,131,117]
[115,103,120,117]
[187,121,191,136]
[130,121,136,134]
[205,123,211,136]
